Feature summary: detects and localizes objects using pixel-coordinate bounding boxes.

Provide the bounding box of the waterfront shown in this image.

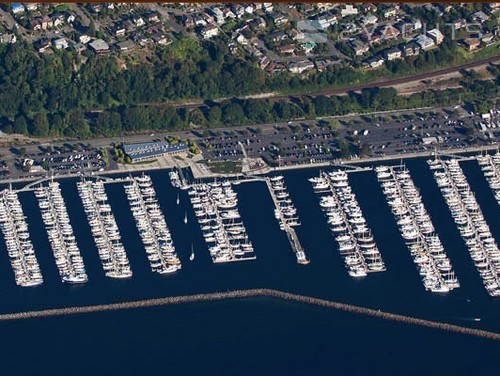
[0,155,498,374]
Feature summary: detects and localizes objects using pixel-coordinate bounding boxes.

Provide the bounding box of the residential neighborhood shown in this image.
[0,2,498,76]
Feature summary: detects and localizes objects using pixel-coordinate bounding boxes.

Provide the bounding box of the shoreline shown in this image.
[0,288,498,341]
[1,144,498,187]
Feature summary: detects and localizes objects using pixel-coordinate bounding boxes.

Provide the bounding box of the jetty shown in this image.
[476,152,500,205]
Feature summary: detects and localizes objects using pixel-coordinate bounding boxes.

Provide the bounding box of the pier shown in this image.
[124,175,181,274]
[34,181,87,284]
[0,188,43,286]
[376,165,459,293]
[428,157,500,297]
[265,176,309,264]
[77,179,133,279]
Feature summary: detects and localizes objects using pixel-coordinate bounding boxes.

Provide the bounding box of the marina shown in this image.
[124,175,181,274]
[376,165,459,293]
[476,152,500,205]
[266,175,309,265]
[0,188,43,287]
[77,179,133,279]
[34,181,87,284]
[187,180,256,263]
[310,170,385,278]
[428,157,500,297]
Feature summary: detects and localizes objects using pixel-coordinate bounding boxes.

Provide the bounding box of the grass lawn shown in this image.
[206,160,243,174]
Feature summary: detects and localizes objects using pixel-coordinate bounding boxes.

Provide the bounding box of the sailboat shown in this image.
[189,244,195,261]
[184,212,188,224]
[176,192,180,205]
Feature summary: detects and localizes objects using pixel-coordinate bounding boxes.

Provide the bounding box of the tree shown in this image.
[31,113,50,137]
[13,115,28,135]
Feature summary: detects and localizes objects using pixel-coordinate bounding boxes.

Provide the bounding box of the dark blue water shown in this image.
[0,157,498,374]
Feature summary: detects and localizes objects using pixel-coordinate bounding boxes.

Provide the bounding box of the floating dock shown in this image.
[0,188,43,287]
[428,157,500,297]
[376,165,459,293]
[77,179,133,279]
[125,175,181,274]
[35,181,87,284]
[265,176,309,264]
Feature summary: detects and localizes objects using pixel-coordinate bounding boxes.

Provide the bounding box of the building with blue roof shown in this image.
[11,3,25,14]
[123,140,189,163]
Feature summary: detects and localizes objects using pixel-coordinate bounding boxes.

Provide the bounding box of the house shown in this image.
[279,44,295,54]
[71,42,85,54]
[183,16,195,29]
[79,34,91,44]
[341,4,358,18]
[67,14,76,24]
[200,25,219,40]
[288,60,315,74]
[259,56,271,69]
[208,7,224,24]
[300,41,316,54]
[152,33,171,45]
[270,13,288,27]
[262,3,274,13]
[462,38,481,51]
[111,25,126,37]
[89,39,110,54]
[361,31,382,45]
[383,7,397,18]
[34,38,51,53]
[365,55,385,69]
[0,33,17,44]
[383,47,402,61]
[221,8,236,19]
[244,4,255,14]
[249,17,266,30]
[361,14,378,25]
[231,4,245,18]
[360,3,378,13]
[116,39,135,51]
[133,17,145,27]
[89,3,101,13]
[132,33,148,46]
[401,42,420,56]
[450,19,467,30]
[51,14,65,28]
[269,30,287,43]
[25,3,38,12]
[350,39,369,56]
[31,19,42,31]
[11,3,25,15]
[481,33,495,45]
[472,11,489,23]
[145,12,160,24]
[313,13,337,29]
[395,21,415,35]
[377,24,401,41]
[288,29,305,41]
[414,34,435,50]
[427,28,444,45]
[315,59,338,72]
[235,33,248,45]
[52,38,69,50]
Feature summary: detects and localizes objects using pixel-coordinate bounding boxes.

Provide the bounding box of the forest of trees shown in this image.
[0,37,498,138]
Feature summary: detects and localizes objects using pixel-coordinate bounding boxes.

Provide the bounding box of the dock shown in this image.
[77,179,133,279]
[0,188,43,287]
[34,181,87,284]
[264,176,309,265]
[124,175,181,274]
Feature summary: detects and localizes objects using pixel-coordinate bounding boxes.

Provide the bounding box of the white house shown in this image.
[414,34,435,50]
[341,4,358,17]
[53,38,69,50]
[427,28,444,45]
[201,25,219,40]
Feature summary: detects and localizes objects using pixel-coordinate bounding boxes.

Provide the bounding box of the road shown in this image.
[139,55,500,109]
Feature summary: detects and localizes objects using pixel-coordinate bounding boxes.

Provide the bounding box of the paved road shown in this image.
[139,55,500,109]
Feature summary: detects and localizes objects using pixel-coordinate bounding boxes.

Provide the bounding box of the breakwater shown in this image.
[0,289,498,341]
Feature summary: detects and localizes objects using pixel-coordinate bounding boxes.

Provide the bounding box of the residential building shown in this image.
[288,60,314,74]
[89,39,110,54]
[414,34,435,50]
[383,46,402,61]
[427,28,444,45]
[52,38,69,50]
[201,25,219,40]
[341,4,358,18]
